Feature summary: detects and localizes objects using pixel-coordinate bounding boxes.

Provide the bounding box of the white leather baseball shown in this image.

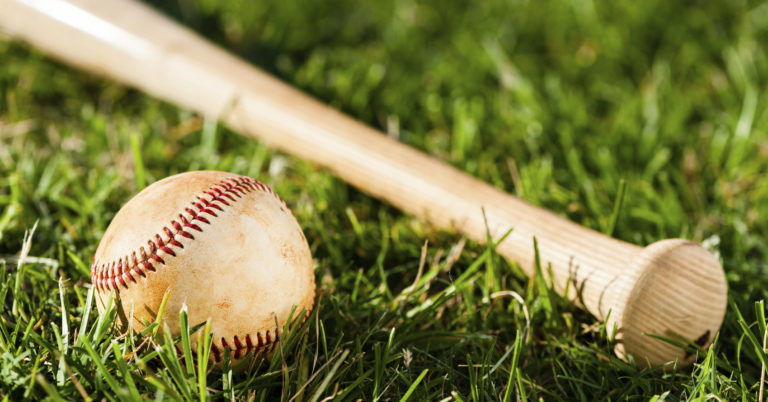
[91,171,315,362]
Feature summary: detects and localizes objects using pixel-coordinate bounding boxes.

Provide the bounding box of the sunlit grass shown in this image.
[1,0,767,399]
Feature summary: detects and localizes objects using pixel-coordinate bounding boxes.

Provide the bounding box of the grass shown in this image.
[1,0,768,399]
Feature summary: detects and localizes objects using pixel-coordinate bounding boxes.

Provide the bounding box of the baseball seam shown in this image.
[90,175,303,360]
[212,328,279,361]
[183,311,312,362]
[90,176,281,291]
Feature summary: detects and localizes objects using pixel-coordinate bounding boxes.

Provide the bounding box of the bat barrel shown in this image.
[0,0,728,366]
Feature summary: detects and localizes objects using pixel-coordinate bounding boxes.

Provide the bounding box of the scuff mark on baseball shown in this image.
[90,171,315,364]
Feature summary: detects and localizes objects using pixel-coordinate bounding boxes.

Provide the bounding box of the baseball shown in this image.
[90,171,315,363]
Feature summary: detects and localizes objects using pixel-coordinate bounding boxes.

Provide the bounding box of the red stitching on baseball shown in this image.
[142,260,154,273]
[90,176,284,293]
[204,309,313,362]
[245,335,253,350]
[193,215,210,224]
[211,343,221,361]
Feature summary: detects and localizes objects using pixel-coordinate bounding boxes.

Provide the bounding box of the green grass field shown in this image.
[2,0,768,400]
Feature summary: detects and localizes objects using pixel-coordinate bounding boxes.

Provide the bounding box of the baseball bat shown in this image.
[0,0,727,366]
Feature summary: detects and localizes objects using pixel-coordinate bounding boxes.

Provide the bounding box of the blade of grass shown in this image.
[152,289,172,339]
[12,220,37,319]
[731,299,767,367]
[197,320,212,402]
[66,250,92,281]
[24,353,44,400]
[57,275,70,385]
[399,368,428,402]
[758,301,767,402]
[112,341,143,401]
[605,178,627,236]
[77,286,96,347]
[309,349,350,402]
[179,304,196,379]
[130,133,146,190]
[91,292,115,344]
[80,337,125,401]
[154,323,195,400]
[35,374,66,402]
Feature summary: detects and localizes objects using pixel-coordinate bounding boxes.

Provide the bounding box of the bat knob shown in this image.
[610,239,727,367]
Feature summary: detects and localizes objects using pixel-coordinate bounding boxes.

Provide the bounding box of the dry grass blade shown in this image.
[397,240,429,314]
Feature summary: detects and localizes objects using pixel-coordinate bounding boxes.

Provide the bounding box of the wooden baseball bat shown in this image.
[0,0,727,366]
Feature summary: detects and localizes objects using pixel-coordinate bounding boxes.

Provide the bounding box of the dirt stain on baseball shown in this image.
[216,299,232,311]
